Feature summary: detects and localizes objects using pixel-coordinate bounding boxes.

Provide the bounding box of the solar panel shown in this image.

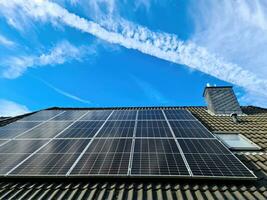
[0,140,7,146]
[136,121,173,137]
[169,120,214,138]
[109,110,137,120]
[138,110,165,120]
[134,138,180,153]
[178,139,230,154]
[19,110,63,121]
[38,139,90,154]
[0,122,40,139]
[131,139,189,176]
[0,140,48,153]
[0,154,30,175]
[80,110,112,121]
[9,139,91,176]
[96,121,135,137]
[11,153,80,176]
[17,121,72,139]
[70,139,131,175]
[51,110,88,121]
[185,154,254,177]
[0,108,256,180]
[164,110,196,120]
[57,121,104,138]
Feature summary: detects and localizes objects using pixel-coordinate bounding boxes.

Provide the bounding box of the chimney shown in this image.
[203,86,242,115]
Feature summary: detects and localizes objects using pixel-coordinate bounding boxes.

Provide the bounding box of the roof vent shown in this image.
[203,86,242,115]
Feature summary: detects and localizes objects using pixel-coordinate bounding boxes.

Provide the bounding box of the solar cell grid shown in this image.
[0,154,30,175]
[11,153,80,176]
[57,121,104,138]
[80,110,112,121]
[19,110,63,121]
[164,110,196,120]
[70,153,130,175]
[17,121,72,139]
[109,110,137,120]
[0,140,7,146]
[70,138,132,175]
[0,139,48,154]
[185,154,254,177]
[0,122,40,139]
[169,120,214,138]
[86,138,132,153]
[134,139,180,153]
[51,110,88,121]
[135,121,172,137]
[138,110,165,120]
[131,138,189,176]
[38,139,90,154]
[178,139,231,154]
[131,153,189,176]
[96,121,135,137]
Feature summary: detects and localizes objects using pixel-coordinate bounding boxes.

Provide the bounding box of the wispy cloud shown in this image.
[0,40,90,79]
[0,34,15,47]
[1,0,267,106]
[36,78,92,105]
[189,0,267,106]
[0,99,30,117]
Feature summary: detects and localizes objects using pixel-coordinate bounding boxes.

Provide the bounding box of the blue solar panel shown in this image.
[0,109,256,179]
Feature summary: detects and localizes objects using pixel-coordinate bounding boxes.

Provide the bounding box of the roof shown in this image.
[0,106,267,200]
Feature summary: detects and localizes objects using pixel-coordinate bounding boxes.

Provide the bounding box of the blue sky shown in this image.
[0,0,267,116]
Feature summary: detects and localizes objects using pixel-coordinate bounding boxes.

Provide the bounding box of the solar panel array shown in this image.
[0,109,256,179]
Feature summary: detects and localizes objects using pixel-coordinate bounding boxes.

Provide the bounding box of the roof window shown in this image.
[215,133,261,150]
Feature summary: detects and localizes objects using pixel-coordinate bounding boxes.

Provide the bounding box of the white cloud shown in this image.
[37,78,92,105]
[0,40,89,79]
[190,0,267,81]
[0,34,15,47]
[1,0,267,106]
[0,99,30,117]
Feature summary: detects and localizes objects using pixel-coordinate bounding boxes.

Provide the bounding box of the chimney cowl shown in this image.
[230,113,239,123]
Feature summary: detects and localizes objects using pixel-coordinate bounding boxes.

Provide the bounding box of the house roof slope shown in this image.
[0,106,266,200]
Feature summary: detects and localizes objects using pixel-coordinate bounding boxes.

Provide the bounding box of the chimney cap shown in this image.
[203,85,233,97]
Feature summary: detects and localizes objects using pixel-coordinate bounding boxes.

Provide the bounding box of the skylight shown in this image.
[215,133,261,150]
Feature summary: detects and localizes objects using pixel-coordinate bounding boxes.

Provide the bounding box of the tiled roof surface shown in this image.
[188,106,267,151]
[0,106,267,200]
